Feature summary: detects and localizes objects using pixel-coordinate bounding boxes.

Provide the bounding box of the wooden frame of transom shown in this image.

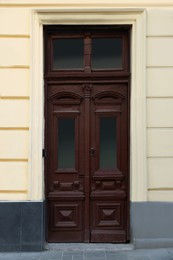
[29,8,147,202]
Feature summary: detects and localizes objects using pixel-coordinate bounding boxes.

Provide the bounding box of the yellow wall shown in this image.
[147,9,173,201]
[0,1,173,201]
[0,7,30,200]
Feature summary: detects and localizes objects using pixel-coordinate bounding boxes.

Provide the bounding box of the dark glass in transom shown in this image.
[53,38,84,70]
[92,38,122,69]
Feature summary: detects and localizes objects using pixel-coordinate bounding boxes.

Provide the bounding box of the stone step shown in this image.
[45,243,134,252]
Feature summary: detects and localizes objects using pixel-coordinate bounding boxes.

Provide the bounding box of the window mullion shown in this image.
[84,34,92,73]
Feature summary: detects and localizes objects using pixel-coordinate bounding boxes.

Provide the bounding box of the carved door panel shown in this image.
[90,83,129,242]
[46,84,85,242]
[46,82,129,242]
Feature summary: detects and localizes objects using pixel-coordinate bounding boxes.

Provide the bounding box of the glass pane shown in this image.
[53,38,84,69]
[92,38,122,69]
[100,118,117,169]
[58,118,75,169]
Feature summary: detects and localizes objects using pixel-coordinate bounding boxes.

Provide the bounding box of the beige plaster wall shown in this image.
[0,7,30,200]
[147,8,173,201]
[0,1,173,201]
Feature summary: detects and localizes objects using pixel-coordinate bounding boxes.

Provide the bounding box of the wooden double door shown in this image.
[44,26,130,243]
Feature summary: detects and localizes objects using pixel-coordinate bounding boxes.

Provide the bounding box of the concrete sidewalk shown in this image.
[0,248,173,260]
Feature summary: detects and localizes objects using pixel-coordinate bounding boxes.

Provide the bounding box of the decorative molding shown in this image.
[0,66,30,69]
[0,190,27,193]
[0,96,29,100]
[30,8,147,201]
[82,84,92,98]
[0,159,28,162]
[49,91,82,104]
[0,127,29,131]
[0,35,30,38]
[93,91,125,104]
[52,181,83,192]
[148,188,173,191]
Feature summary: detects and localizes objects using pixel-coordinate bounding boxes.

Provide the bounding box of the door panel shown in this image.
[47,84,85,242]
[90,84,128,242]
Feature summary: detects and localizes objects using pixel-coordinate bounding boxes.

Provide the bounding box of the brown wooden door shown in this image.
[44,26,130,243]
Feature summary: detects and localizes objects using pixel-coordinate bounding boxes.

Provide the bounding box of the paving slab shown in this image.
[64,251,84,255]
[84,250,106,260]
[127,256,150,260]
[146,249,173,260]
[72,256,84,260]
[40,250,62,259]
[0,253,22,260]
[126,249,173,260]
[62,255,73,260]
[106,253,128,260]
[0,252,40,260]
[168,249,173,257]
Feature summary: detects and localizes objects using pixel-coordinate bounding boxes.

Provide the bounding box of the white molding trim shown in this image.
[29,8,147,201]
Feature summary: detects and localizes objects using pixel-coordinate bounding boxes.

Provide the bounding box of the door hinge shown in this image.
[42,148,46,158]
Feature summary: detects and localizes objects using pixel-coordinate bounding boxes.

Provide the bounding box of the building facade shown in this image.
[0,0,173,251]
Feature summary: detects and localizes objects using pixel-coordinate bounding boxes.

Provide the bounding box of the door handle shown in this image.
[90,148,95,157]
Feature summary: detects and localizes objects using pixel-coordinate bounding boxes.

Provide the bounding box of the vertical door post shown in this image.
[83,84,92,242]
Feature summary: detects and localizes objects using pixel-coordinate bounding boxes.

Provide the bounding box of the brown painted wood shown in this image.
[90,83,129,242]
[44,25,130,243]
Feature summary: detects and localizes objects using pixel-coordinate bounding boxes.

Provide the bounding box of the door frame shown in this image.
[29,8,147,204]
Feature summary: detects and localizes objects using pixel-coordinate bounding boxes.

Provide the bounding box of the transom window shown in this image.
[44,25,130,74]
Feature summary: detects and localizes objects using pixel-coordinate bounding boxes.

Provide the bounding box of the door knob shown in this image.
[90,148,95,157]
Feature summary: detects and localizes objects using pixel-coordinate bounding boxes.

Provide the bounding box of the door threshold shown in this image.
[45,243,134,251]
